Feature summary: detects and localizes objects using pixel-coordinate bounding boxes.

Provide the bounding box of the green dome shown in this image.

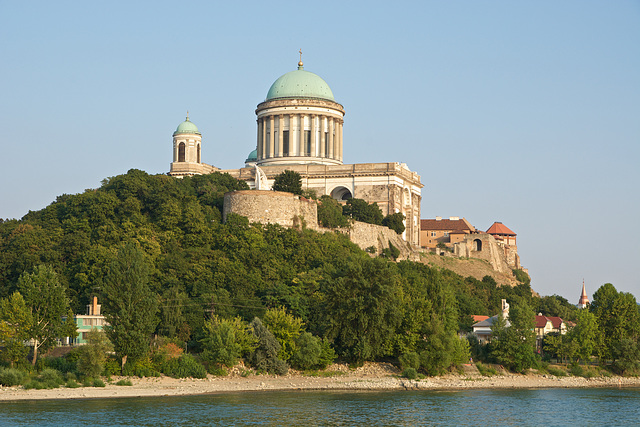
[173,116,201,136]
[266,64,335,101]
[245,149,257,163]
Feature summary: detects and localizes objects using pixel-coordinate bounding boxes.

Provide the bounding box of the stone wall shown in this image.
[342,221,418,261]
[223,190,318,229]
[453,234,513,274]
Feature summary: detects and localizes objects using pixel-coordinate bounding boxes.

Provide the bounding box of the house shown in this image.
[471,300,510,343]
[420,217,475,249]
[66,296,108,345]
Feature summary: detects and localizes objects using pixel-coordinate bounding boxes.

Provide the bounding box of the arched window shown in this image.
[331,186,352,201]
[473,239,482,251]
[197,144,201,163]
[178,142,185,162]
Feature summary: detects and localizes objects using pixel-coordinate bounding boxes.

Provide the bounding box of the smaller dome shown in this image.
[246,149,258,162]
[173,115,201,136]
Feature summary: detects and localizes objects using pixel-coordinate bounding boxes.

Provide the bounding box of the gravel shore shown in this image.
[1,362,638,401]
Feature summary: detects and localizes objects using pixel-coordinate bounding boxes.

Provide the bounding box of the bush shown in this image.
[77,329,113,378]
[342,198,383,225]
[0,367,27,386]
[476,362,498,377]
[547,366,568,377]
[115,379,133,386]
[103,356,122,376]
[402,367,418,380]
[65,379,81,388]
[38,368,64,388]
[382,212,405,235]
[41,354,77,374]
[569,363,585,377]
[272,170,303,195]
[161,354,207,379]
[200,316,258,369]
[399,352,420,371]
[317,196,349,228]
[92,378,106,387]
[122,357,160,378]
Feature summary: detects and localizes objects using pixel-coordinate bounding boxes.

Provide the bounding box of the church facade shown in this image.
[169,59,423,247]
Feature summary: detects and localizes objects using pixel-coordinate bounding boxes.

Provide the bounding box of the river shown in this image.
[1,388,639,426]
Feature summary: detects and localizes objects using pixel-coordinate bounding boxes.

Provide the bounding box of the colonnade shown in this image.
[256,113,343,163]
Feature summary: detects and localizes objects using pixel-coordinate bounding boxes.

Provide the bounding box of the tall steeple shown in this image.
[578,280,589,309]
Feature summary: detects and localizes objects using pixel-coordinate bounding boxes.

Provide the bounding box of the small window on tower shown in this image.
[324,132,329,157]
[178,142,185,162]
[197,144,201,163]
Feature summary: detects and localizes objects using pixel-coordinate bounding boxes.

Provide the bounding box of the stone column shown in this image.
[337,120,342,161]
[261,117,267,160]
[278,115,284,157]
[328,117,334,159]
[320,116,326,157]
[268,116,274,158]
[257,118,263,159]
[310,115,316,157]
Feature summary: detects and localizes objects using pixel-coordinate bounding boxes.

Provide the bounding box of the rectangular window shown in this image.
[444,232,449,237]
[304,131,311,155]
[431,232,436,237]
[266,132,271,156]
[283,131,289,156]
[324,132,329,157]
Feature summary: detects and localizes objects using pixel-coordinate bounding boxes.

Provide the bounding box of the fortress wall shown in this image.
[344,221,418,261]
[223,190,318,229]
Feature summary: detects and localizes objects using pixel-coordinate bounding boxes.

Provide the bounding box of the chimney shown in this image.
[449,216,459,221]
[91,296,101,316]
[435,216,442,221]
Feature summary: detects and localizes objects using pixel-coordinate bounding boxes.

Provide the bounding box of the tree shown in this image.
[569,309,598,364]
[272,170,303,195]
[317,195,349,228]
[77,329,113,378]
[200,316,257,369]
[0,292,33,367]
[591,283,640,365]
[490,300,537,373]
[247,317,289,375]
[17,265,72,365]
[342,198,383,225]
[382,212,405,235]
[102,244,159,370]
[263,306,304,361]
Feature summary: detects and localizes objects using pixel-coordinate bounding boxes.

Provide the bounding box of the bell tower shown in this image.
[169,113,203,177]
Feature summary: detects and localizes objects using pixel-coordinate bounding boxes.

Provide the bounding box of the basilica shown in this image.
[168,59,423,247]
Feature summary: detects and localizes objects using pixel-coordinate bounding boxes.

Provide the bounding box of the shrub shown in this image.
[65,379,81,388]
[399,352,420,371]
[272,170,303,195]
[77,329,113,378]
[342,198,383,225]
[402,367,418,380]
[103,356,121,377]
[569,363,585,377]
[122,357,160,378]
[317,196,349,228]
[476,363,498,377]
[115,379,133,386]
[161,354,207,379]
[547,366,567,377]
[38,368,64,388]
[382,212,405,235]
[41,354,77,374]
[92,378,106,387]
[0,367,27,386]
[263,307,304,361]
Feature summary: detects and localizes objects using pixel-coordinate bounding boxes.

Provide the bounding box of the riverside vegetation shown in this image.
[0,169,638,389]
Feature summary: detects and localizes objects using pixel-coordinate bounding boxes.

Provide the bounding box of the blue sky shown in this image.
[1,1,638,301]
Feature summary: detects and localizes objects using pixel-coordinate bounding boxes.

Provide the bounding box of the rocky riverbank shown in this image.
[1,362,638,401]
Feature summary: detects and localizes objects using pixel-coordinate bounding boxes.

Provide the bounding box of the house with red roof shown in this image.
[486,221,517,247]
[419,216,475,249]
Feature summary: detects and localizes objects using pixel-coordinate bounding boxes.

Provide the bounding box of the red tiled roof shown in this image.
[547,316,564,329]
[535,315,550,328]
[472,315,489,322]
[486,222,516,236]
[421,218,474,232]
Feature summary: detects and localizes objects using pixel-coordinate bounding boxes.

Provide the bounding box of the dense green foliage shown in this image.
[317,195,350,228]
[0,169,637,377]
[342,198,383,225]
[272,170,303,195]
[382,212,405,235]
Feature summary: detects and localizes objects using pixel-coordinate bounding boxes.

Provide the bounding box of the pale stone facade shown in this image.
[453,233,521,273]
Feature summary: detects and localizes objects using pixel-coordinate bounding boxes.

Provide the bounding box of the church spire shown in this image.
[578,280,589,309]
